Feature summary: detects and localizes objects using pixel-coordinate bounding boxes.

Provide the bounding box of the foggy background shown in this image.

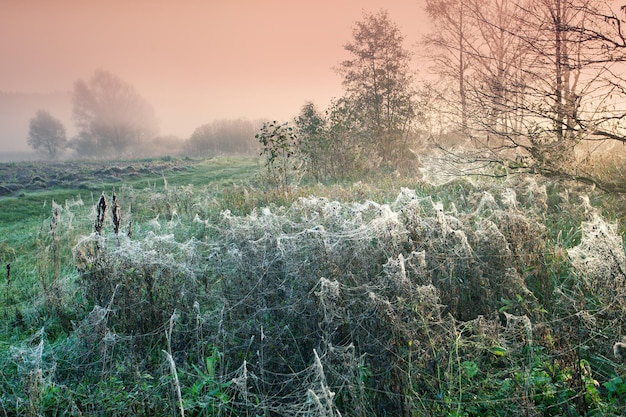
[0,0,430,155]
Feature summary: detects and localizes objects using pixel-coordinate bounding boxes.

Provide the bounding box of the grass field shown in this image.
[1,155,625,416]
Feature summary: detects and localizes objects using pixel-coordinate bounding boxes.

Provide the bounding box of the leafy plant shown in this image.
[603,376,626,401]
[183,346,232,415]
[256,121,303,192]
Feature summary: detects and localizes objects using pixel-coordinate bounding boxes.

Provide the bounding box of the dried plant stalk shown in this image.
[50,203,61,284]
[112,193,121,235]
[95,193,107,235]
[50,203,59,235]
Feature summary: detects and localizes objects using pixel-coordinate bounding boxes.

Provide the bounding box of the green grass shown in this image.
[0,156,260,335]
[0,156,257,224]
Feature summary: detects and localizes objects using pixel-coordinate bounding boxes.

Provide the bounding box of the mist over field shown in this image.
[0,1,428,157]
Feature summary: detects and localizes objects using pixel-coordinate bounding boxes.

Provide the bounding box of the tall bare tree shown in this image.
[424,0,476,133]
[464,0,530,137]
[425,0,626,190]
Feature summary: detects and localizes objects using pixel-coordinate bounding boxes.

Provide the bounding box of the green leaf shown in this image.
[491,346,507,357]
[603,376,626,397]
[462,360,479,378]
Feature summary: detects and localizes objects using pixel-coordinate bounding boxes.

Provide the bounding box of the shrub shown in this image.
[256,121,304,192]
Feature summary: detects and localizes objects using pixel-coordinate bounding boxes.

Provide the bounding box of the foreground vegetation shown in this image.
[0,156,625,416]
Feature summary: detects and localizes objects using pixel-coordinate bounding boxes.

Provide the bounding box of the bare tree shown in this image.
[71,70,158,156]
[424,0,476,133]
[492,0,626,171]
[424,0,626,191]
[27,110,67,159]
[464,0,531,137]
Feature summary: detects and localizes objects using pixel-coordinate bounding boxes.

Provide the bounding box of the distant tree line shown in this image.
[26,70,263,160]
[185,118,262,156]
[27,10,423,168]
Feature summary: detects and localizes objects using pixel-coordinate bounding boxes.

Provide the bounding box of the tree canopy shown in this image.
[71,70,158,157]
[336,10,418,165]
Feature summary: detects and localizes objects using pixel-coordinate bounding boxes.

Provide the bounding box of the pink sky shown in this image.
[1,0,430,150]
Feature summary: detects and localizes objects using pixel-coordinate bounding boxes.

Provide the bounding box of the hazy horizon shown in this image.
[1,0,431,152]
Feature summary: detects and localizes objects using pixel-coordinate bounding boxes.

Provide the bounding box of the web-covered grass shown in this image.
[1,164,625,416]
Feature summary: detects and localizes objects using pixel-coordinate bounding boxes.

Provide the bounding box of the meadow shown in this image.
[0,156,625,416]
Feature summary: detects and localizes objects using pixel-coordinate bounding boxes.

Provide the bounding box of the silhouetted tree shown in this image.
[27,110,67,159]
[71,70,157,156]
[336,10,417,165]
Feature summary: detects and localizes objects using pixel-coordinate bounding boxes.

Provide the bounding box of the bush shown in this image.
[256,121,304,192]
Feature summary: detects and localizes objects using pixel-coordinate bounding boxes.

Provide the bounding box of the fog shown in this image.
[0,0,429,153]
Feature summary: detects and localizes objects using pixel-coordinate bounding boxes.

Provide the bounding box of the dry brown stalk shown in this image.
[50,204,59,235]
[112,192,121,235]
[95,193,107,235]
